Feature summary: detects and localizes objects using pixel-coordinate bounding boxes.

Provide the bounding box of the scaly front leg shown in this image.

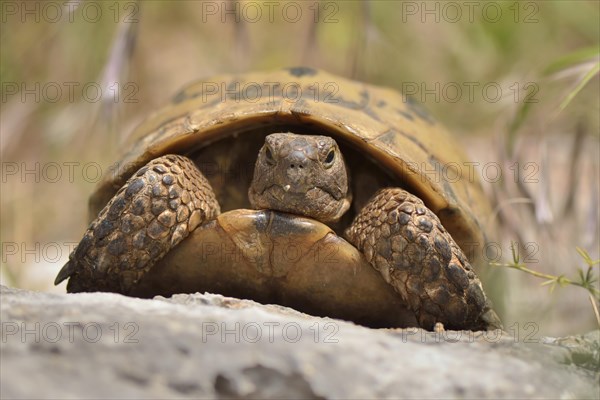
[55,155,220,293]
[345,188,501,331]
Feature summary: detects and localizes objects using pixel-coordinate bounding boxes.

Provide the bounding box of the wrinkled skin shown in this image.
[249,134,351,223]
[57,133,502,331]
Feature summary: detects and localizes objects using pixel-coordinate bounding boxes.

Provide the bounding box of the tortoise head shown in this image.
[249,133,351,223]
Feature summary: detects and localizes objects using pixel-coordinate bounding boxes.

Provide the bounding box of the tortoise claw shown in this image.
[54,260,75,285]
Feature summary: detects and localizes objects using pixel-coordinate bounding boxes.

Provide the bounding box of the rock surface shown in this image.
[1,285,598,399]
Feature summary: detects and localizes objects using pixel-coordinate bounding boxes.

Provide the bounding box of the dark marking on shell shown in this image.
[363,107,382,122]
[443,180,459,205]
[172,90,189,104]
[241,84,262,101]
[290,99,313,116]
[397,109,414,120]
[399,131,429,153]
[375,130,399,147]
[332,90,369,110]
[287,67,318,77]
[224,80,242,101]
[428,155,460,205]
[406,96,435,125]
[376,129,430,159]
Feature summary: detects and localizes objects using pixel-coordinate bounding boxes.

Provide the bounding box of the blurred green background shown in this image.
[1,0,599,336]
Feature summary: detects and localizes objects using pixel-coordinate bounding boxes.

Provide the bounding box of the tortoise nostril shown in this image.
[288,162,306,170]
[287,151,309,171]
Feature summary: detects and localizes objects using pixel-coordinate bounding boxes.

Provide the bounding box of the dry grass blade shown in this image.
[95,11,139,149]
[585,166,600,249]
[589,293,600,328]
[535,139,553,225]
[490,133,537,243]
[232,0,251,72]
[489,198,534,228]
[562,122,586,217]
[301,7,319,66]
[349,1,370,80]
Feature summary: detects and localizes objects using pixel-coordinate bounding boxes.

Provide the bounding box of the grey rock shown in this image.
[1,285,598,399]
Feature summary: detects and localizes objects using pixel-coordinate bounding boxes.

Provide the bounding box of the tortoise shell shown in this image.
[91,67,489,255]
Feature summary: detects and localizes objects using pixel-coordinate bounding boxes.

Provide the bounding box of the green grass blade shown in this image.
[543,47,600,76]
[558,61,600,112]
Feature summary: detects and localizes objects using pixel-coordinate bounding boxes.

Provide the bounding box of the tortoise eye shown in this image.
[324,148,335,167]
[264,146,276,165]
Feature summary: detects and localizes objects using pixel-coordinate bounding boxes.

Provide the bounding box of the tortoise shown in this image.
[55,67,501,331]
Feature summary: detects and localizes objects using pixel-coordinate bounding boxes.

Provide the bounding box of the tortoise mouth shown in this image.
[256,184,344,222]
[264,184,341,201]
